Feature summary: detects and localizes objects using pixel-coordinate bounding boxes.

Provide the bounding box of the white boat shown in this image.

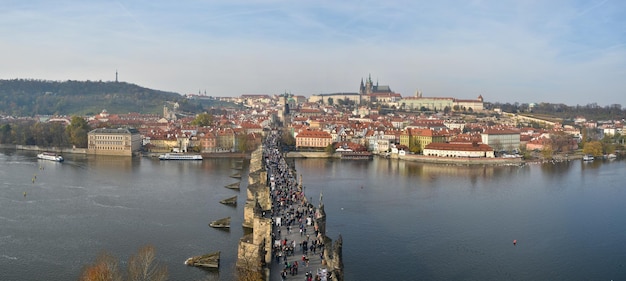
[158,153,203,160]
[582,155,594,161]
[37,152,64,162]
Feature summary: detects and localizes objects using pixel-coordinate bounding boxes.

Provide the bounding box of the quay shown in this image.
[236,130,343,281]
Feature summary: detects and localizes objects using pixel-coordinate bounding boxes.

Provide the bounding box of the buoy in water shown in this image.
[513,239,517,245]
[23,191,27,197]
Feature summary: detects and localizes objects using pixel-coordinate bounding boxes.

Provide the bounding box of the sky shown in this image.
[1,0,625,106]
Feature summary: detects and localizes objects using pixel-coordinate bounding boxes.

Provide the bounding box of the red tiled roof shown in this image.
[296,130,332,138]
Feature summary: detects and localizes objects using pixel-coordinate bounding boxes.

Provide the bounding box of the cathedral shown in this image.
[359,74,394,96]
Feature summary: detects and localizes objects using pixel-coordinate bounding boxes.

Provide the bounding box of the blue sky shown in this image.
[1,0,625,106]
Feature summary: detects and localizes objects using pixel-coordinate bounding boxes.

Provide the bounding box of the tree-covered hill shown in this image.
[0,79,185,116]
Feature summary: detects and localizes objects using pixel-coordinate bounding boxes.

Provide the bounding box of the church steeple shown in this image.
[359,78,365,95]
[365,74,373,95]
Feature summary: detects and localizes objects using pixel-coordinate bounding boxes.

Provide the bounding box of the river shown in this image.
[1,149,625,280]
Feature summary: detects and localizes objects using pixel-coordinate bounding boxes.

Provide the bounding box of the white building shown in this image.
[481,129,521,152]
[423,142,495,158]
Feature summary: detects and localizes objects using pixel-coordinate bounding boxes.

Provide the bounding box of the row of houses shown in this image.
[293,124,522,158]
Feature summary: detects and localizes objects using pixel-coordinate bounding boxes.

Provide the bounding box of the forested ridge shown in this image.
[0,79,183,116]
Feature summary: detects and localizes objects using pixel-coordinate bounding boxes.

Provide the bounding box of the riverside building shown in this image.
[87,127,142,156]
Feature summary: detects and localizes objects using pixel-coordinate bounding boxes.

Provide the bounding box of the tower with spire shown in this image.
[360,73,391,96]
[115,70,118,83]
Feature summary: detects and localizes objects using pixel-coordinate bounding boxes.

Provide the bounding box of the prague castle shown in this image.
[308,75,484,111]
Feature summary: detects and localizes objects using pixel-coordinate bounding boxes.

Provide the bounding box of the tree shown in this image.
[280,129,295,147]
[583,141,603,157]
[127,245,168,281]
[79,251,122,281]
[236,133,249,152]
[601,134,616,155]
[324,143,335,155]
[550,131,574,153]
[191,113,213,127]
[0,123,11,144]
[327,97,334,106]
[80,245,167,281]
[541,145,553,160]
[409,137,421,154]
[491,139,503,152]
[66,116,91,147]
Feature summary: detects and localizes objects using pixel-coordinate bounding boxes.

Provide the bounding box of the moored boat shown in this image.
[158,153,202,160]
[582,154,594,161]
[37,152,64,162]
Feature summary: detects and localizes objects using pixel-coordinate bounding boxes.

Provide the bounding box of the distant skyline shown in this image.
[1,0,625,107]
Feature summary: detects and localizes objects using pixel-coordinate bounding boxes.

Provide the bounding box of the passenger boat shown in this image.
[37,152,64,162]
[158,153,203,160]
[582,154,594,161]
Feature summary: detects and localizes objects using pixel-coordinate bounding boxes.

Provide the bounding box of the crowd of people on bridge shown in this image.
[263,131,330,281]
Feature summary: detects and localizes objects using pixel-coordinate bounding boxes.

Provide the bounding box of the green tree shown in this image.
[324,143,335,155]
[409,137,421,154]
[327,97,334,106]
[191,113,213,127]
[236,133,249,152]
[0,123,11,144]
[280,129,295,147]
[601,134,616,155]
[66,116,91,148]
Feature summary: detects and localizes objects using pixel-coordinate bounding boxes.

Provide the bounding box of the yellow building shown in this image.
[407,128,447,151]
[295,130,333,149]
[87,127,142,156]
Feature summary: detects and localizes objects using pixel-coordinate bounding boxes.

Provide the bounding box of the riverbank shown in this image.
[286,151,524,165]
[398,154,523,165]
[285,150,597,165]
[142,151,251,159]
[0,144,87,154]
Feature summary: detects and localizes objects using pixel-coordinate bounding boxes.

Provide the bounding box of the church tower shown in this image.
[365,73,373,95]
[359,78,365,95]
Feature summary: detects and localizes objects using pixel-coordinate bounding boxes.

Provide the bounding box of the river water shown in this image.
[1,150,625,280]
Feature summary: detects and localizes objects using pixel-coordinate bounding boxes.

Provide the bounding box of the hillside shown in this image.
[0,79,184,116]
